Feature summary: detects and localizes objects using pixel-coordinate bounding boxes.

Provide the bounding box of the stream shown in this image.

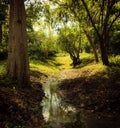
[41,76,120,128]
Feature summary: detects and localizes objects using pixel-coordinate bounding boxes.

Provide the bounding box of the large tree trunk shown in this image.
[7,0,30,86]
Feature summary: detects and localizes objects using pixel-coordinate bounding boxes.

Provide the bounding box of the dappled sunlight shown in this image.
[59,63,107,80]
[30,61,60,76]
[55,53,73,69]
[0,0,120,127]
[0,61,6,76]
[0,53,120,127]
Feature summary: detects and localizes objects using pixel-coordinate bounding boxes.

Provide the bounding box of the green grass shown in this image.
[0,61,6,76]
[80,52,94,59]
[30,53,73,76]
[29,53,120,76]
[0,53,120,79]
[109,55,120,66]
[55,53,72,69]
[29,53,98,76]
[30,59,60,76]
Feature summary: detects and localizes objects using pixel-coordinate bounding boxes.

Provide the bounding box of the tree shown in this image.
[58,25,81,67]
[7,0,29,86]
[81,0,120,65]
[50,0,120,65]
[25,0,42,31]
[49,0,99,63]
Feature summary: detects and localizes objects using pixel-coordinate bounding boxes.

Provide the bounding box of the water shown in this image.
[41,76,120,128]
[41,76,77,127]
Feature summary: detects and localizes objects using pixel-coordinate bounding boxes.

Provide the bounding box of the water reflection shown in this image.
[42,76,77,127]
[41,76,120,128]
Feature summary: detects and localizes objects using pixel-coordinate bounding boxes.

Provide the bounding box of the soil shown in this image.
[0,64,120,127]
[0,72,46,128]
[58,66,120,116]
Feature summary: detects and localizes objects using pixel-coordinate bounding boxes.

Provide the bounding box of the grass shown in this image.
[30,53,94,77]
[109,55,120,67]
[30,60,60,76]
[0,61,6,76]
[30,53,73,76]
[1,53,120,78]
[55,53,72,69]
[58,54,120,114]
[0,53,120,127]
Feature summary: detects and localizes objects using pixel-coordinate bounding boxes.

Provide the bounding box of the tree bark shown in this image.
[81,0,109,65]
[7,0,30,86]
[99,39,109,65]
[84,29,99,63]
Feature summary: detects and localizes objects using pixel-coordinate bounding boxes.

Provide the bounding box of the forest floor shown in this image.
[0,53,120,127]
[58,63,120,116]
[0,71,46,128]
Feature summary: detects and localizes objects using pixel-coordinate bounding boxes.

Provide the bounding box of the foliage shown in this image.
[57,24,82,66]
[109,30,120,55]
[28,29,58,60]
[109,55,120,67]
[49,0,120,65]
[25,0,43,31]
[0,0,8,60]
[0,61,6,76]
[0,0,8,24]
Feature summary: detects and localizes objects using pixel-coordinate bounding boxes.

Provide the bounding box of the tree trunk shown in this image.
[7,0,30,86]
[84,30,99,63]
[81,0,110,66]
[99,39,109,65]
[70,53,81,67]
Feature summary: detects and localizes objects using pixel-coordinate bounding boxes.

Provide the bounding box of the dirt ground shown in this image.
[58,66,120,116]
[0,64,120,127]
[0,73,45,128]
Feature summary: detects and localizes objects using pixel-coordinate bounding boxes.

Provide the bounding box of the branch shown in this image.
[81,0,101,40]
[108,12,120,32]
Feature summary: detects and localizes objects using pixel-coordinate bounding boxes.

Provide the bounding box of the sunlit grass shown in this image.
[55,53,72,69]
[30,60,60,76]
[30,53,73,76]
[80,63,107,75]
[109,55,120,66]
[0,53,120,79]
[80,52,94,59]
[30,53,104,77]
[0,61,6,76]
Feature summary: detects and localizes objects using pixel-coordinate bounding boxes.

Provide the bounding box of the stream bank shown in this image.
[41,65,120,128]
[0,62,120,128]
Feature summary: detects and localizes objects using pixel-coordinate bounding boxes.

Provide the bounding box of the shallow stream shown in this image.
[41,76,120,128]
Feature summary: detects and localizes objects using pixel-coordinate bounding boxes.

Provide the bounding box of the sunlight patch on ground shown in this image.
[30,62,60,76]
[55,53,72,69]
[0,61,6,76]
[60,63,107,79]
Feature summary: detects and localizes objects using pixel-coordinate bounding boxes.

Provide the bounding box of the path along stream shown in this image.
[41,75,120,128]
